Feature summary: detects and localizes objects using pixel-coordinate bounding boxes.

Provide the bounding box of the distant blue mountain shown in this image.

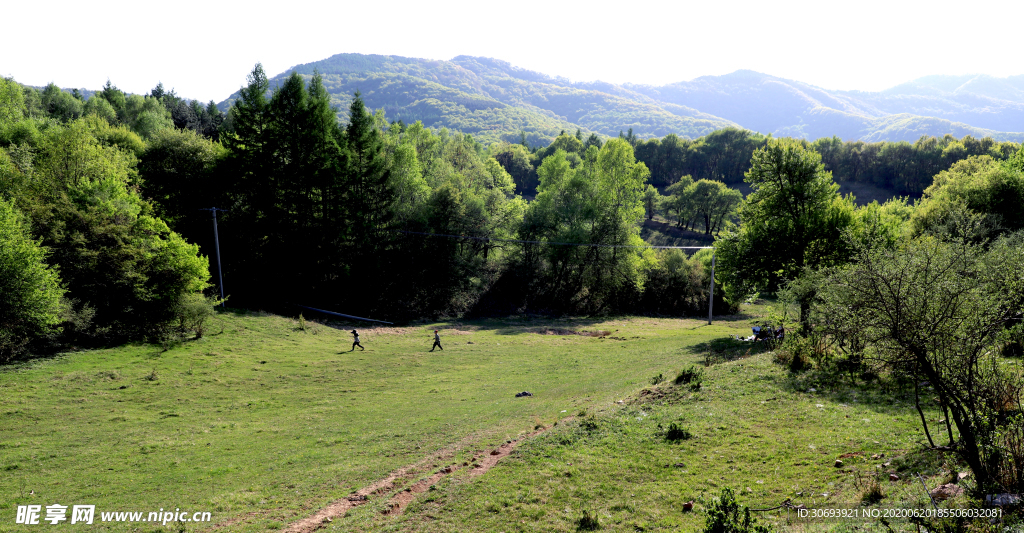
[220,54,1024,145]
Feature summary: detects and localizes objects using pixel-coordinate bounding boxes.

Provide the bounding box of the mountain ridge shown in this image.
[218,53,1024,146]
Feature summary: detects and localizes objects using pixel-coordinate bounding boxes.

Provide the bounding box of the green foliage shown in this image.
[83,95,118,125]
[674,365,704,390]
[491,141,537,193]
[664,422,692,441]
[140,127,225,227]
[171,293,220,340]
[576,508,600,530]
[3,117,210,346]
[0,77,26,127]
[816,234,1024,494]
[41,83,83,122]
[911,155,1024,238]
[0,198,65,361]
[637,248,729,316]
[716,138,854,307]
[514,139,653,313]
[703,488,772,533]
[121,94,173,139]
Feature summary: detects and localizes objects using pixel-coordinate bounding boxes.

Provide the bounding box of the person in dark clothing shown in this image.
[350,330,364,351]
[430,330,443,352]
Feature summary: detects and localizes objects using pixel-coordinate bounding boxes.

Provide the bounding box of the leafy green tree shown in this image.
[663,175,696,229]
[0,197,64,361]
[492,141,537,193]
[22,120,210,343]
[83,96,118,125]
[686,179,742,235]
[639,249,714,315]
[97,80,126,120]
[140,127,226,227]
[0,77,26,127]
[519,139,652,312]
[41,83,83,122]
[122,94,173,139]
[911,155,1024,238]
[642,184,662,221]
[817,235,1024,494]
[716,139,854,321]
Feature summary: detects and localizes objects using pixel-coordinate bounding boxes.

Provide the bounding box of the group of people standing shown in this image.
[349,329,443,352]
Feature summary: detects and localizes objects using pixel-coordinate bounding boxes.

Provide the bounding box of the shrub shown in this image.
[665,422,692,441]
[577,509,600,531]
[860,479,885,505]
[773,335,816,373]
[580,415,599,432]
[650,373,665,385]
[675,366,704,391]
[703,488,772,533]
[172,293,219,340]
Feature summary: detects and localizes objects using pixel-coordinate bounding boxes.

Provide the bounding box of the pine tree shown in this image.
[343,92,396,312]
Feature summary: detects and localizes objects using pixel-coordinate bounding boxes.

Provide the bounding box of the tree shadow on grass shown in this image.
[770,363,942,420]
[684,336,772,366]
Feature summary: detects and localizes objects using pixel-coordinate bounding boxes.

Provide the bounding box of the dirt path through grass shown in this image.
[283,421,567,532]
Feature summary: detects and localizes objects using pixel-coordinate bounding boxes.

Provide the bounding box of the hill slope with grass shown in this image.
[2,306,986,532]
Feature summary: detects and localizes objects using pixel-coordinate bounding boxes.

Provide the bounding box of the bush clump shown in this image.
[703,488,772,533]
[675,366,704,391]
[664,422,692,441]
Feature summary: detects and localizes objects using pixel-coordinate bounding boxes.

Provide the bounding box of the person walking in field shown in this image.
[430,329,443,352]
[350,330,364,351]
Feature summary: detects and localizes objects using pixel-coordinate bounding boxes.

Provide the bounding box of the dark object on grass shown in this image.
[665,422,692,441]
[515,391,533,397]
[577,509,600,531]
[674,366,704,391]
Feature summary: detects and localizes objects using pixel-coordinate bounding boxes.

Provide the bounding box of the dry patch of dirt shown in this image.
[440,328,475,336]
[359,327,413,336]
[534,327,610,337]
[281,421,570,532]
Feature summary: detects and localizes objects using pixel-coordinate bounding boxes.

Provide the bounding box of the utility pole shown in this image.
[199,208,227,307]
[707,252,716,325]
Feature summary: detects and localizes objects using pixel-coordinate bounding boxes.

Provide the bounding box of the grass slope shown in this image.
[1,308,973,532]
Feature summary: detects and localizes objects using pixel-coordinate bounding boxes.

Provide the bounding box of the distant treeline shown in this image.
[494,127,1020,197]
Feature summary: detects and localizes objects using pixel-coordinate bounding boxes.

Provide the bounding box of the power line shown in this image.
[397,230,713,250]
[296,305,394,325]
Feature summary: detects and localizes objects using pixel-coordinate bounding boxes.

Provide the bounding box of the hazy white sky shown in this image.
[3,0,1021,103]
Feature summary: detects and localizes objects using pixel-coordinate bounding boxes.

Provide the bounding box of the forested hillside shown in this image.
[3,63,1022,362]
[219,54,1024,146]
[218,54,738,147]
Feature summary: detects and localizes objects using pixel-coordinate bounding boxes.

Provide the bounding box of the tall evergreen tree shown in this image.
[221,64,277,305]
[342,92,396,313]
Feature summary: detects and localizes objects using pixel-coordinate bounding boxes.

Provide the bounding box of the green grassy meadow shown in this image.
[0,307,980,532]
